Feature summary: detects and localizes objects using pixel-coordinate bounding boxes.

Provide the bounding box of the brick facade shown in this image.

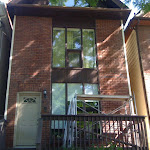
[96,20,129,113]
[6,16,52,147]
[144,12,150,18]
[6,17,130,147]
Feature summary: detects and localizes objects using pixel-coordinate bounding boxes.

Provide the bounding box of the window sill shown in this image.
[52,67,97,70]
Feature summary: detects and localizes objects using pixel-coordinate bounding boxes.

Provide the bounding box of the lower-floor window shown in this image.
[52,83,99,115]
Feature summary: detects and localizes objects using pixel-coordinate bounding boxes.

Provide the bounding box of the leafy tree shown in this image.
[49,0,67,6]
[74,0,99,7]
[48,0,150,14]
[49,0,101,7]
[124,0,150,13]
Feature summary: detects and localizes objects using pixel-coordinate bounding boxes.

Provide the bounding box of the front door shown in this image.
[14,92,41,148]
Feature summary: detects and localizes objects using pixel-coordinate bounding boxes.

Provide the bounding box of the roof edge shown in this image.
[7,3,131,12]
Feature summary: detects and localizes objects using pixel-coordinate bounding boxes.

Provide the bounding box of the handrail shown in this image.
[77,94,132,101]
[42,114,146,119]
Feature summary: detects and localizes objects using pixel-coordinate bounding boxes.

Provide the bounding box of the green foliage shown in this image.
[49,0,150,13]
[49,0,68,6]
[63,142,123,150]
[63,147,77,150]
[125,0,150,13]
[88,143,123,150]
[141,2,150,13]
[74,0,99,7]
[49,0,101,7]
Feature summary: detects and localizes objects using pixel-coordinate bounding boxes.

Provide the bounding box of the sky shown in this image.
[0,0,7,3]
[121,0,139,28]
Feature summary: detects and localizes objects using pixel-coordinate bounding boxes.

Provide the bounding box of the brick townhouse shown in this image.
[2,0,149,149]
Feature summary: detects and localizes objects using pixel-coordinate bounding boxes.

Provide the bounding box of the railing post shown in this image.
[0,119,7,150]
[36,118,43,150]
[133,92,138,115]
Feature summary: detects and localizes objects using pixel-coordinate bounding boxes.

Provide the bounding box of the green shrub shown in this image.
[88,143,123,150]
[63,143,123,150]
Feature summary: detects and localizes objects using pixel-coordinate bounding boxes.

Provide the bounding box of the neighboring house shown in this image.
[125,11,150,148]
[3,0,149,149]
[0,2,11,118]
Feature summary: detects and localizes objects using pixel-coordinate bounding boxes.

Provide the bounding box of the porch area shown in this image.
[36,95,148,150]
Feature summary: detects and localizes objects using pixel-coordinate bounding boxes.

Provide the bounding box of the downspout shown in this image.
[121,20,135,115]
[4,15,16,120]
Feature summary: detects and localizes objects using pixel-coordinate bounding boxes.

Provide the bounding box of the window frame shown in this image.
[52,27,97,69]
[51,83,100,115]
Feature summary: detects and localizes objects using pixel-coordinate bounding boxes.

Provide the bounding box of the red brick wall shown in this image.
[6,16,52,147]
[6,18,130,147]
[144,12,150,18]
[96,20,129,113]
[138,26,150,114]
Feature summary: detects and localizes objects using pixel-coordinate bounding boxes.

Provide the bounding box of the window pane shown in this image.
[67,83,83,102]
[68,52,81,67]
[67,28,81,49]
[53,28,65,67]
[83,29,96,68]
[52,83,65,114]
[84,84,98,95]
[68,84,83,114]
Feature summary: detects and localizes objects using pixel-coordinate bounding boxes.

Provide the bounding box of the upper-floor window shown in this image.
[53,28,96,68]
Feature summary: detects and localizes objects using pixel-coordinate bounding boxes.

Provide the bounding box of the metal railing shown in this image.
[38,115,148,150]
[76,95,134,115]
[0,118,7,150]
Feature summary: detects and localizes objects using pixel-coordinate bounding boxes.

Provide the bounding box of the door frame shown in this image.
[13,91,42,148]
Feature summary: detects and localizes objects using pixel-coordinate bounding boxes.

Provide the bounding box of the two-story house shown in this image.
[4,0,149,149]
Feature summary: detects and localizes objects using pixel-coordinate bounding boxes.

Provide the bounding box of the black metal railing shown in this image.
[37,115,148,150]
[0,118,7,150]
